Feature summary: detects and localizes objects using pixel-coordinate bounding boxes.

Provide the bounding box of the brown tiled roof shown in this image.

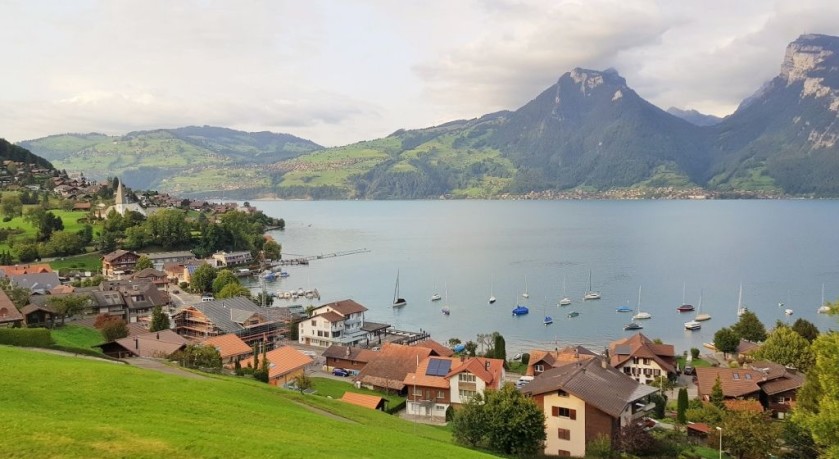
[202,334,252,360]
[356,343,433,391]
[340,392,384,410]
[132,268,166,279]
[109,329,188,358]
[319,299,367,316]
[609,332,676,373]
[265,346,313,380]
[448,357,505,388]
[404,356,453,389]
[315,311,344,323]
[322,345,376,363]
[687,422,711,434]
[0,289,24,324]
[724,399,764,412]
[695,367,763,398]
[414,339,454,357]
[527,346,596,376]
[737,339,761,355]
[0,264,53,275]
[103,250,137,263]
[20,303,55,315]
[523,358,658,418]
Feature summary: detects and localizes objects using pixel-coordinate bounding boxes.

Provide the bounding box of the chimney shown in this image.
[134,337,139,349]
[156,333,160,340]
[485,361,490,371]
[601,356,608,369]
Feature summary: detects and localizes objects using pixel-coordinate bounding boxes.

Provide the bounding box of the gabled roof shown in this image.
[341,392,385,410]
[172,297,276,334]
[527,346,597,376]
[404,357,453,389]
[724,399,764,412]
[322,345,376,363]
[695,367,763,398]
[50,285,75,295]
[265,346,313,379]
[104,329,188,358]
[0,289,24,324]
[202,333,252,360]
[314,311,345,323]
[736,339,761,355]
[448,357,505,387]
[132,268,166,279]
[609,333,676,374]
[142,251,195,260]
[523,358,658,418]
[8,272,61,293]
[414,339,454,357]
[0,263,53,276]
[20,303,56,315]
[317,299,367,316]
[103,250,138,263]
[356,343,433,391]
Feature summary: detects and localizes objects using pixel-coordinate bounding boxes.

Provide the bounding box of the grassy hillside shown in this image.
[0,346,492,459]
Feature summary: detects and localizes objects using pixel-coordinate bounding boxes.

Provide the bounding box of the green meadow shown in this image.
[0,346,493,459]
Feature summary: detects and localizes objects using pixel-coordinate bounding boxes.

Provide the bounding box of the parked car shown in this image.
[332,368,351,377]
[683,365,695,375]
[515,376,534,389]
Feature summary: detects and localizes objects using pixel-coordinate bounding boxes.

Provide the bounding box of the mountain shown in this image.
[0,138,54,170]
[708,34,839,195]
[19,126,322,195]
[666,107,722,126]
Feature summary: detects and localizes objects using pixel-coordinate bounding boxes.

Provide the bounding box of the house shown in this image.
[50,285,75,295]
[355,343,433,393]
[736,339,762,360]
[695,360,805,418]
[264,345,313,386]
[202,333,253,366]
[298,299,390,348]
[0,263,53,276]
[7,272,62,295]
[527,346,598,376]
[171,297,290,346]
[413,339,455,357]
[608,333,677,384]
[20,303,57,328]
[403,355,505,419]
[211,251,253,267]
[72,201,91,211]
[522,357,659,457]
[105,179,146,217]
[131,268,169,289]
[164,259,208,285]
[322,345,377,372]
[0,289,24,328]
[140,251,196,271]
[341,392,387,411]
[686,422,712,440]
[101,250,140,277]
[95,329,187,359]
[89,280,168,323]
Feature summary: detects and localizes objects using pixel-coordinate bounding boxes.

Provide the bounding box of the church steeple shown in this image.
[115,179,125,206]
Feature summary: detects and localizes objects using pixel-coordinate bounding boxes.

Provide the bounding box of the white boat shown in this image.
[694,290,711,321]
[559,275,571,306]
[818,283,831,313]
[684,319,701,330]
[431,281,441,302]
[441,284,450,315]
[393,269,407,307]
[784,308,794,316]
[489,277,496,304]
[584,270,601,300]
[632,285,652,320]
[737,283,748,317]
[521,276,529,299]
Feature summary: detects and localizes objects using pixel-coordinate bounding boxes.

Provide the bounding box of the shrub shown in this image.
[0,328,54,347]
[521,353,530,365]
[690,347,700,359]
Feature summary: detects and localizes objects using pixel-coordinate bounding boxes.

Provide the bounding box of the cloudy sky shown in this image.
[2,0,839,146]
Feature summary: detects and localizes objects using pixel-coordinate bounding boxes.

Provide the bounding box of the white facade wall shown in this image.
[619,357,666,385]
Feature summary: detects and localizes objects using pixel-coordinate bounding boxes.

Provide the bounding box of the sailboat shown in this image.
[584,270,601,300]
[632,286,651,320]
[431,281,441,301]
[543,301,553,325]
[392,270,407,307]
[441,284,450,315]
[684,290,702,329]
[616,302,633,313]
[512,295,529,316]
[694,290,711,321]
[488,277,496,304]
[818,283,831,313]
[737,283,748,317]
[624,321,643,330]
[522,276,529,299]
[677,282,694,312]
[559,275,571,306]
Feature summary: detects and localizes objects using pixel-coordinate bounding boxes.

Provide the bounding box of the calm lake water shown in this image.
[247,200,839,355]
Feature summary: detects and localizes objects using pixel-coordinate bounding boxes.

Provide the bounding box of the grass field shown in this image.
[50,325,104,350]
[48,252,103,272]
[0,346,492,458]
[677,356,714,369]
[0,208,99,254]
[309,377,406,407]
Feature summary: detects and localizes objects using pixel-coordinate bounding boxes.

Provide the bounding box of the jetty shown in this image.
[274,248,370,266]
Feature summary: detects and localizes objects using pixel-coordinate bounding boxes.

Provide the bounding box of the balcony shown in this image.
[631,401,656,419]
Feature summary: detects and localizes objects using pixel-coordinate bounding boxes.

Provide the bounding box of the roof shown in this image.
[20,303,56,315]
[105,329,188,358]
[0,289,24,323]
[8,272,61,293]
[686,423,711,434]
[404,357,453,389]
[103,250,138,263]
[609,333,676,374]
[132,268,167,279]
[314,311,344,323]
[356,343,433,391]
[0,264,53,276]
[316,299,367,316]
[414,339,454,357]
[736,339,761,355]
[172,297,280,334]
[523,358,658,418]
[448,357,505,387]
[322,345,377,363]
[142,251,195,260]
[527,346,597,375]
[695,367,763,398]
[202,333,252,360]
[360,321,390,332]
[341,392,385,410]
[404,355,505,390]
[50,285,75,294]
[724,399,764,412]
[265,346,313,379]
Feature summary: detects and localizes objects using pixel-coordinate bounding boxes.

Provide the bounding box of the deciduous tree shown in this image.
[149,304,170,332]
[189,264,217,294]
[212,269,240,294]
[791,318,819,343]
[47,294,90,326]
[753,325,813,371]
[793,332,839,457]
[713,327,739,356]
[216,283,251,299]
[719,409,780,459]
[732,310,767,342]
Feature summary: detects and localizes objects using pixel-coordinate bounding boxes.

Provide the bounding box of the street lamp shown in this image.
[716,426,723,459]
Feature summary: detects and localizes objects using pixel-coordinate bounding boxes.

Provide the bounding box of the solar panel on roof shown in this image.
[426,359,440,376]
[425,358,451,376]
[438,359,452,375]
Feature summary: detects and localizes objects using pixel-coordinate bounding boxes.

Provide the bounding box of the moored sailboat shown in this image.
[584,270,601,300]
[632,286,652,320]
[694,290,711,322]
[393,270,407,307]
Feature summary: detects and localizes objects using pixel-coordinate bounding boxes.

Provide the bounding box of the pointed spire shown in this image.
[115,178,125,206]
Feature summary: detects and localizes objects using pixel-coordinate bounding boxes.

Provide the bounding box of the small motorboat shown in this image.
[567,311,580,318]
[624,322,643,330]
[684,319,701,330]
[616,305,633,313]
[677,304,695,312]
[784,308,794,316]
[452,343,465,353]
[431,293,442,301]
[544,315,553,325]
[559,297,572,306]
[513,353,522,361]
[512,305,529,316]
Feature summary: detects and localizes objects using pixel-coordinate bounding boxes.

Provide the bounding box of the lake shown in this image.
[247,200,839,356]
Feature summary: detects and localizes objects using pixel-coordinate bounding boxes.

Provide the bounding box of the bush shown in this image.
[690,347,700,359]
[521,353,530,365]
[0,328,54,347]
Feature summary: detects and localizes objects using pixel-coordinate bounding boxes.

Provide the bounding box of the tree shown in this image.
[719,409,780,459]
[40,231,84,257]
[212,269,240,294]
[793,332,839,457]
[713,327,740,356]
[464,340,477,357]
[292,372,313,394]
[492,333,506,362]
[262,239,281,260]
[47,294,90,326]
[149,304,170,332]
[649,392,667,419]
[1,193,22,219]
[0,277,32,309]
[586,434,615,459]
[14,242,39,263]
[732,310,767,343]
[447,337,461,347]
[254,291,274,307]
[190,264,217,293]
[691,347,700,359]
[710,375,726,410]
[99,316,129,342]
[791,318,819,343]
[144,209,191,249]
[753,325,814,371]
[25,207,64,241]
[216,283,251,299]
[175,344,222,370]
[134,256,153,271]
[676,388,688,424]
[452,384,546,456]
[617,422,656,456]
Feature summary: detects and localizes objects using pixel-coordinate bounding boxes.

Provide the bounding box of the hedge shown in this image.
[386,399,407,415]
[0,328,54,347]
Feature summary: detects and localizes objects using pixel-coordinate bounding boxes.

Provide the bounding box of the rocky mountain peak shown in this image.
[780,34,839,83]
[566,67,627,94]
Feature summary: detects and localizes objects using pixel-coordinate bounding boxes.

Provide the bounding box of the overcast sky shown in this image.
[2,0,839,146]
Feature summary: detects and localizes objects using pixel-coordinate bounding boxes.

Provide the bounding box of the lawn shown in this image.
[310,377,406,407]
[677,356,714,369]
[0,209,100,254]
[50,325,104,350]
[48,252,103,272]
[682,445,732,459]
[0,346,492,459]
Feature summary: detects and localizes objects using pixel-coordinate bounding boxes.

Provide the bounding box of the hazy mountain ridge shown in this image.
[666,108,722,126]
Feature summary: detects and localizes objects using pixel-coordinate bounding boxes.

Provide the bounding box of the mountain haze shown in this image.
[666,108,722,127]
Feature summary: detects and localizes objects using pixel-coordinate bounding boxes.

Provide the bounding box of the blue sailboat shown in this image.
[512,305,529,316]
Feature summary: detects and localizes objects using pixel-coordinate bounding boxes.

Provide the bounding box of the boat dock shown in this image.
[273,248,370,267]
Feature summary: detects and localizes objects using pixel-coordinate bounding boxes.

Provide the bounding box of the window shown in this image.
[459,389,476,400]
[535,364,545,373]
[413,387,422,396]
[558,450,571,456]
[744,373,752,380]
[435,405,445,411]
[653,369,661,377]
[623,367,631,374]
[311,320,316,326]
[557,390,568,397]
[459,373,476,383]
[437,391,445,399]
[551,407,576,419]
[643,358,650,365]
[557,428,571,440]
[632,357,639,364]
[733,372,740,380]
